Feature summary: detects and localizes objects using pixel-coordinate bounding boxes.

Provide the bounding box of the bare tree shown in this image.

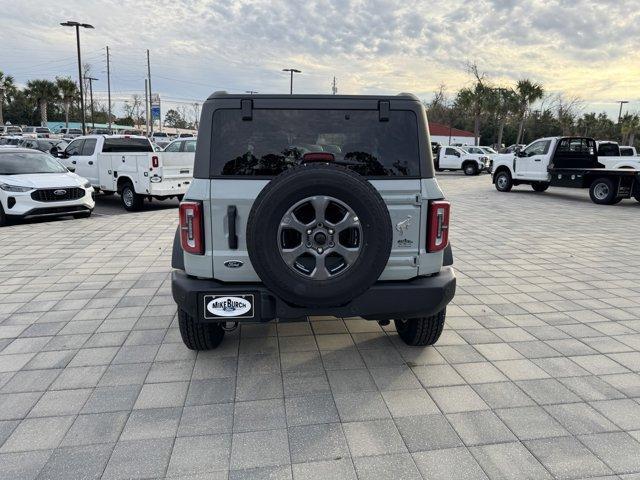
[123,94,144,126]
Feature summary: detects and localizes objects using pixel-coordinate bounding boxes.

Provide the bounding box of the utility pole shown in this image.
[84,76,98,128]
[617,100,629,123]
[282,68,301,94]
[147,49,153,134]
[60,21,94,134]
[106,46,112,130]
[331,76,337,95]
[144,79,149,135]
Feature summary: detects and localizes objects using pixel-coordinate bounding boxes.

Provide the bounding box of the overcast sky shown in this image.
[1,0,639,121]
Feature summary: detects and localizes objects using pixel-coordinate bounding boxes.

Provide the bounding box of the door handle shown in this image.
[534,159,541,162]
[88,161,93,165]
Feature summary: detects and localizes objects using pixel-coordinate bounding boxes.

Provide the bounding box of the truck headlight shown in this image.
[0,182,31,192]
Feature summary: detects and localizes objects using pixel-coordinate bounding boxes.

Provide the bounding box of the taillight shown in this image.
[152,155,159,168]
[427,200,450,252]
[179,201,204,255]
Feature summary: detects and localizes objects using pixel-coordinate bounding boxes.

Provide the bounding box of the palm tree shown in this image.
[456,83,491,145]
[492,87,519,150]
[56,77,78,128]
[515,79,544,145]
[26,79,59,127]
[0,71,17,125]
[620,113,640,146]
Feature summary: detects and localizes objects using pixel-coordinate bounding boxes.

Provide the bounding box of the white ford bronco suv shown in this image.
[171,92,456,349]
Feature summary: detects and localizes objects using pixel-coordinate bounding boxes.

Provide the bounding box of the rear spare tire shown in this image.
[246,164,393,308]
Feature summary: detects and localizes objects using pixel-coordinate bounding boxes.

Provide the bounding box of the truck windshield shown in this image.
[102,138,153,153]
[211,109,421,177]
[0,152,67,174]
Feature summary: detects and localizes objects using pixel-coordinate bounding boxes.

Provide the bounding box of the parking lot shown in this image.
[0,174,639,480]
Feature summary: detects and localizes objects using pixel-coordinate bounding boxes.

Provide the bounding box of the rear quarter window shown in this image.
[211,109,421,177]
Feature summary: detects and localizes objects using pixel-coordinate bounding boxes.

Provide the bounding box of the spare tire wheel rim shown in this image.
[278,195,362,280]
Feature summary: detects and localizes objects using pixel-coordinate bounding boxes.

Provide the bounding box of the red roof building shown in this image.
[428,122,476,145]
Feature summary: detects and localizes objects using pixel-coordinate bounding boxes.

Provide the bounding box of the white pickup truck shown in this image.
[596,141,640,168]
[435,145,490,175]
[492,136,640,205]
[58,135,194,211]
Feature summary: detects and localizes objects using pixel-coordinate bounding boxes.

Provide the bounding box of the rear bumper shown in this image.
[171,267,456,322]
[145,179,191,197]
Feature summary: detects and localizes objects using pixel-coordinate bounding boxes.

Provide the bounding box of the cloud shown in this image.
[1,0,639,117]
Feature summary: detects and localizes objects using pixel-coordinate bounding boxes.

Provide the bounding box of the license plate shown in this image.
[203,294,254,319]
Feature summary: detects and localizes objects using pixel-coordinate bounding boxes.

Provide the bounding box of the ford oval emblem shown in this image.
[224,260,244,269]
[53,189,67,196]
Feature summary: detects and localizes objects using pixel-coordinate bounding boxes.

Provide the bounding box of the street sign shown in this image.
[151,94,161,120]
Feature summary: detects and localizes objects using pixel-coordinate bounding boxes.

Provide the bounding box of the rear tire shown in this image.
[531,182,549,192]
[589,178,617,205]
[494,170,513,192]
[120,182,144,211]
[178,309,225,350]
[463,162,478,176]
[394,309,446,346]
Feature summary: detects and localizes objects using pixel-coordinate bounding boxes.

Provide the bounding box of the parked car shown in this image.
[0,148,94,226]
[58,135,192,211]
[435,145,489,175]
[20,138,67,155]
[0,136,24,148]
[492,136,640,205]
[150,131,171,143]
[122,129,144,135]
[0,125,23,135]
[620,146,639,156]
[178,133,196,138]
[171,92,456,350]
[162,137,197,153]
[502,144,526,154]
[22,126,52,138]
[57,127,83,140]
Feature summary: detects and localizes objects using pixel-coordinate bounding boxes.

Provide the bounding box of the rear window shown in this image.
[36,127,50,133]
[598,143,619,156]
[211,109,420,177]
[102,138,153,153]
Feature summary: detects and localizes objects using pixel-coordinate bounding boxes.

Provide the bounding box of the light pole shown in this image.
[617,100,629,123]
[60,21,94,134]
[282,68,301,94]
